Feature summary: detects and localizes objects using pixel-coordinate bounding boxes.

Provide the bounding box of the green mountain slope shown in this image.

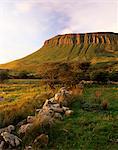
[0,32,118,72]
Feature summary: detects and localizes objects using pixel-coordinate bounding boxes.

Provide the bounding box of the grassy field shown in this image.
[0,79,55,127]
[0,80,118,149]
[49,84,118,150]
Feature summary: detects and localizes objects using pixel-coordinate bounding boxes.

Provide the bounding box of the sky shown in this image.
[0,0,117,64]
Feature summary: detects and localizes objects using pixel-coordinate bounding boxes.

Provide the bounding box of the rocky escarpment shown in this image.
[44,32,118,46]
[44,32,118,47]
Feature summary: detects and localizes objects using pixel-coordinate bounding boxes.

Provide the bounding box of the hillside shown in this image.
[0,32,118,72]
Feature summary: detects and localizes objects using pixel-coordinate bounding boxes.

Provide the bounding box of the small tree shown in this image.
[0,70,9,82]
[40,68,59,89]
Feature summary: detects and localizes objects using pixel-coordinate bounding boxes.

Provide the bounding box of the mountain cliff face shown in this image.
[44,32,117,46]
[0,32,118,72]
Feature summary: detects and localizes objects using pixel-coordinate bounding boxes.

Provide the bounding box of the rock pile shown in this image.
[0,125,21,149]
[0,125,15,134]
[0,87,74,150]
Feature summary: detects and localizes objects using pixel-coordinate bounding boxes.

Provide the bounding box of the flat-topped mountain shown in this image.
[44,32,117,46]
[0,32,118,72]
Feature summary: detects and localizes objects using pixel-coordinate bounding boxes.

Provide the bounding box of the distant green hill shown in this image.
[0,32,118,72]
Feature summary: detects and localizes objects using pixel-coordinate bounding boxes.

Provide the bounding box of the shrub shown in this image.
[79,62,91,72]
[109,71,118,82]
[59,63,70,72]
[77,72,90,81]
[91,71,109,83]
[18,71,29,79]
[0,70,9,82]
[94,91,102,104]
[101,100,109,110]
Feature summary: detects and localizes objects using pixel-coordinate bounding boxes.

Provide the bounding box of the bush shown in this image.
[18,71,29,79]
[77,72,90,81]
[101,100,109,110]
[0,70,9,82]
[109,71,118,82]
[79,62,91,72]
[91,71,109,83]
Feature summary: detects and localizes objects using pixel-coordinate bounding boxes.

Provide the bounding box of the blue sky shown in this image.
[0,0,117,63]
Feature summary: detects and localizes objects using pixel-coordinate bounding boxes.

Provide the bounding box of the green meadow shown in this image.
[0,79,118,149]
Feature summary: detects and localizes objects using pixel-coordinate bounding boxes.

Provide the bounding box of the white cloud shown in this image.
[34,0,118,33]
[58,1,118,33]
[61,28,73,34]
[15,1,34,13]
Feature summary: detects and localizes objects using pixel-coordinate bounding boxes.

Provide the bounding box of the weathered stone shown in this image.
[54,92,62,101]
[49,97,55,103]
[35,109,42,116]
[16,119,27,128]
[42,99,52,110]
[1,132,22,147]
[18,123,33,134]
[51,107,63,113]
[62,106,70,112]
[0,125,15,134]
[50,103,63,113]
[54,113,63,120]
[58,87,67,92]
[42,99,63,113]
[65,110,74,117]
[27,116,35,123]
[24,145,32,150]
[0,140,5,150]
[37,112,54,127]
[54,92,70,106]
[0,133,11,149]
